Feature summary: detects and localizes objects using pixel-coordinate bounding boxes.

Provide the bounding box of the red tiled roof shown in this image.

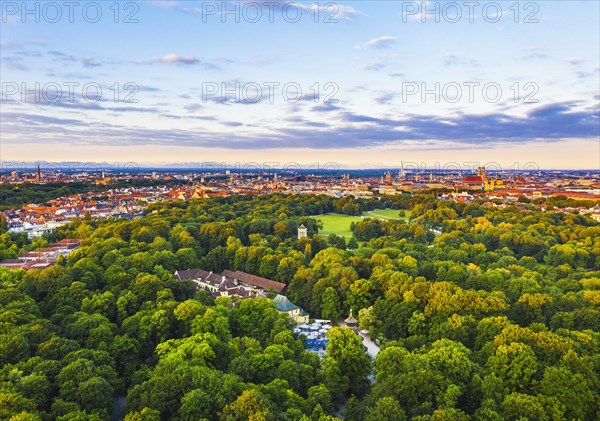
[222,270,286,293]
[463,176,483,184]
[174,268,210,282]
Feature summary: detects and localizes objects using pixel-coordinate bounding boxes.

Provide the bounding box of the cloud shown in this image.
[565,57,586,65]
[137,54,218,69]
[356,36,397,49]
[361,63,385,71]
[1,112,89,127]
[576,71,594,79]
[160,114,217,121]
[82,58,102,68]
[1,56,28,71]
[15,50,43,58]
[184,103,204,113]
[1,88,159,113]
[154,54,200,65]
[105,106,161,113]
[374,93,397,104]
[443,54,480,67]
[138,85,163,93]
[520,47,548,61]
[46,51,109,68]
[284,115,330,128]
[44,71,93,80]
[202,95,269,106]
[0,40,45,48]
[312,102,342,112]
[152,0,179,9]
[3,101,598,150]
[296,92,320,102]
[333,4,362,20]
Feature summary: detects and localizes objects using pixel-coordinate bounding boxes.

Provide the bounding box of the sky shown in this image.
[1,0,599,170]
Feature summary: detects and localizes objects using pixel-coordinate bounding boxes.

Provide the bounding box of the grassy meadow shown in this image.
[311,209,410,239]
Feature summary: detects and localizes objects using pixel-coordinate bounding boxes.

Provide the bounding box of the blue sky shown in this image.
[1,0,599,169]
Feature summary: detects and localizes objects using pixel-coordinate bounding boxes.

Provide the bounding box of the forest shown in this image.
[1,192,599,420]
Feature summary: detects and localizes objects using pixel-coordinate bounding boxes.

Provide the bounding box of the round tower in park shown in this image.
[297,224,308,239]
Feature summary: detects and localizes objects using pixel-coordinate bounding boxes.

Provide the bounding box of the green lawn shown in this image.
[311,213,364,238]
[311,209,411,239]
[362,209,411,221]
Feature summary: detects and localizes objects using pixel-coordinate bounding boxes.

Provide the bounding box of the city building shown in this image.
[0,239,81,270]
[174,268,259,299]
[175,268,287,297]
[273,294,309,323]
[222,270,287,294]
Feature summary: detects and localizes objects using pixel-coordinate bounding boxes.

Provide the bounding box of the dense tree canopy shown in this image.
[1,192,599,419]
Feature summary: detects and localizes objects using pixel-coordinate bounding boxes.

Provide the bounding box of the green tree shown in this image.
[125,408,161,421]
[220,390,270,421]
[486,342,538,392]
[321,287,343,320]
[347,237,359,250]
[365,397,406,421]
[537,366,596,420]
[325,327,371,396]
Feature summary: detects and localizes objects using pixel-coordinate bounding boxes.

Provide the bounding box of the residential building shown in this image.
[273,294,309,323]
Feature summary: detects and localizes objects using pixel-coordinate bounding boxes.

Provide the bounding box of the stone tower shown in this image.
[297,224,307,239]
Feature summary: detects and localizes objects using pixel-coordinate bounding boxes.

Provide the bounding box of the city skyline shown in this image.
[1,1,599,168]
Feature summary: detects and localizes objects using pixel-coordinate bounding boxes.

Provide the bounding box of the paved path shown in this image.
[334,318,381,358]
[359,332,380,359]
[366,211,401,220]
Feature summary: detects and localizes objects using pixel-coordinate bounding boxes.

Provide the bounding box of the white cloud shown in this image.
[150,0,179,9]
[156,54,200,65]
[356,36,397,49]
